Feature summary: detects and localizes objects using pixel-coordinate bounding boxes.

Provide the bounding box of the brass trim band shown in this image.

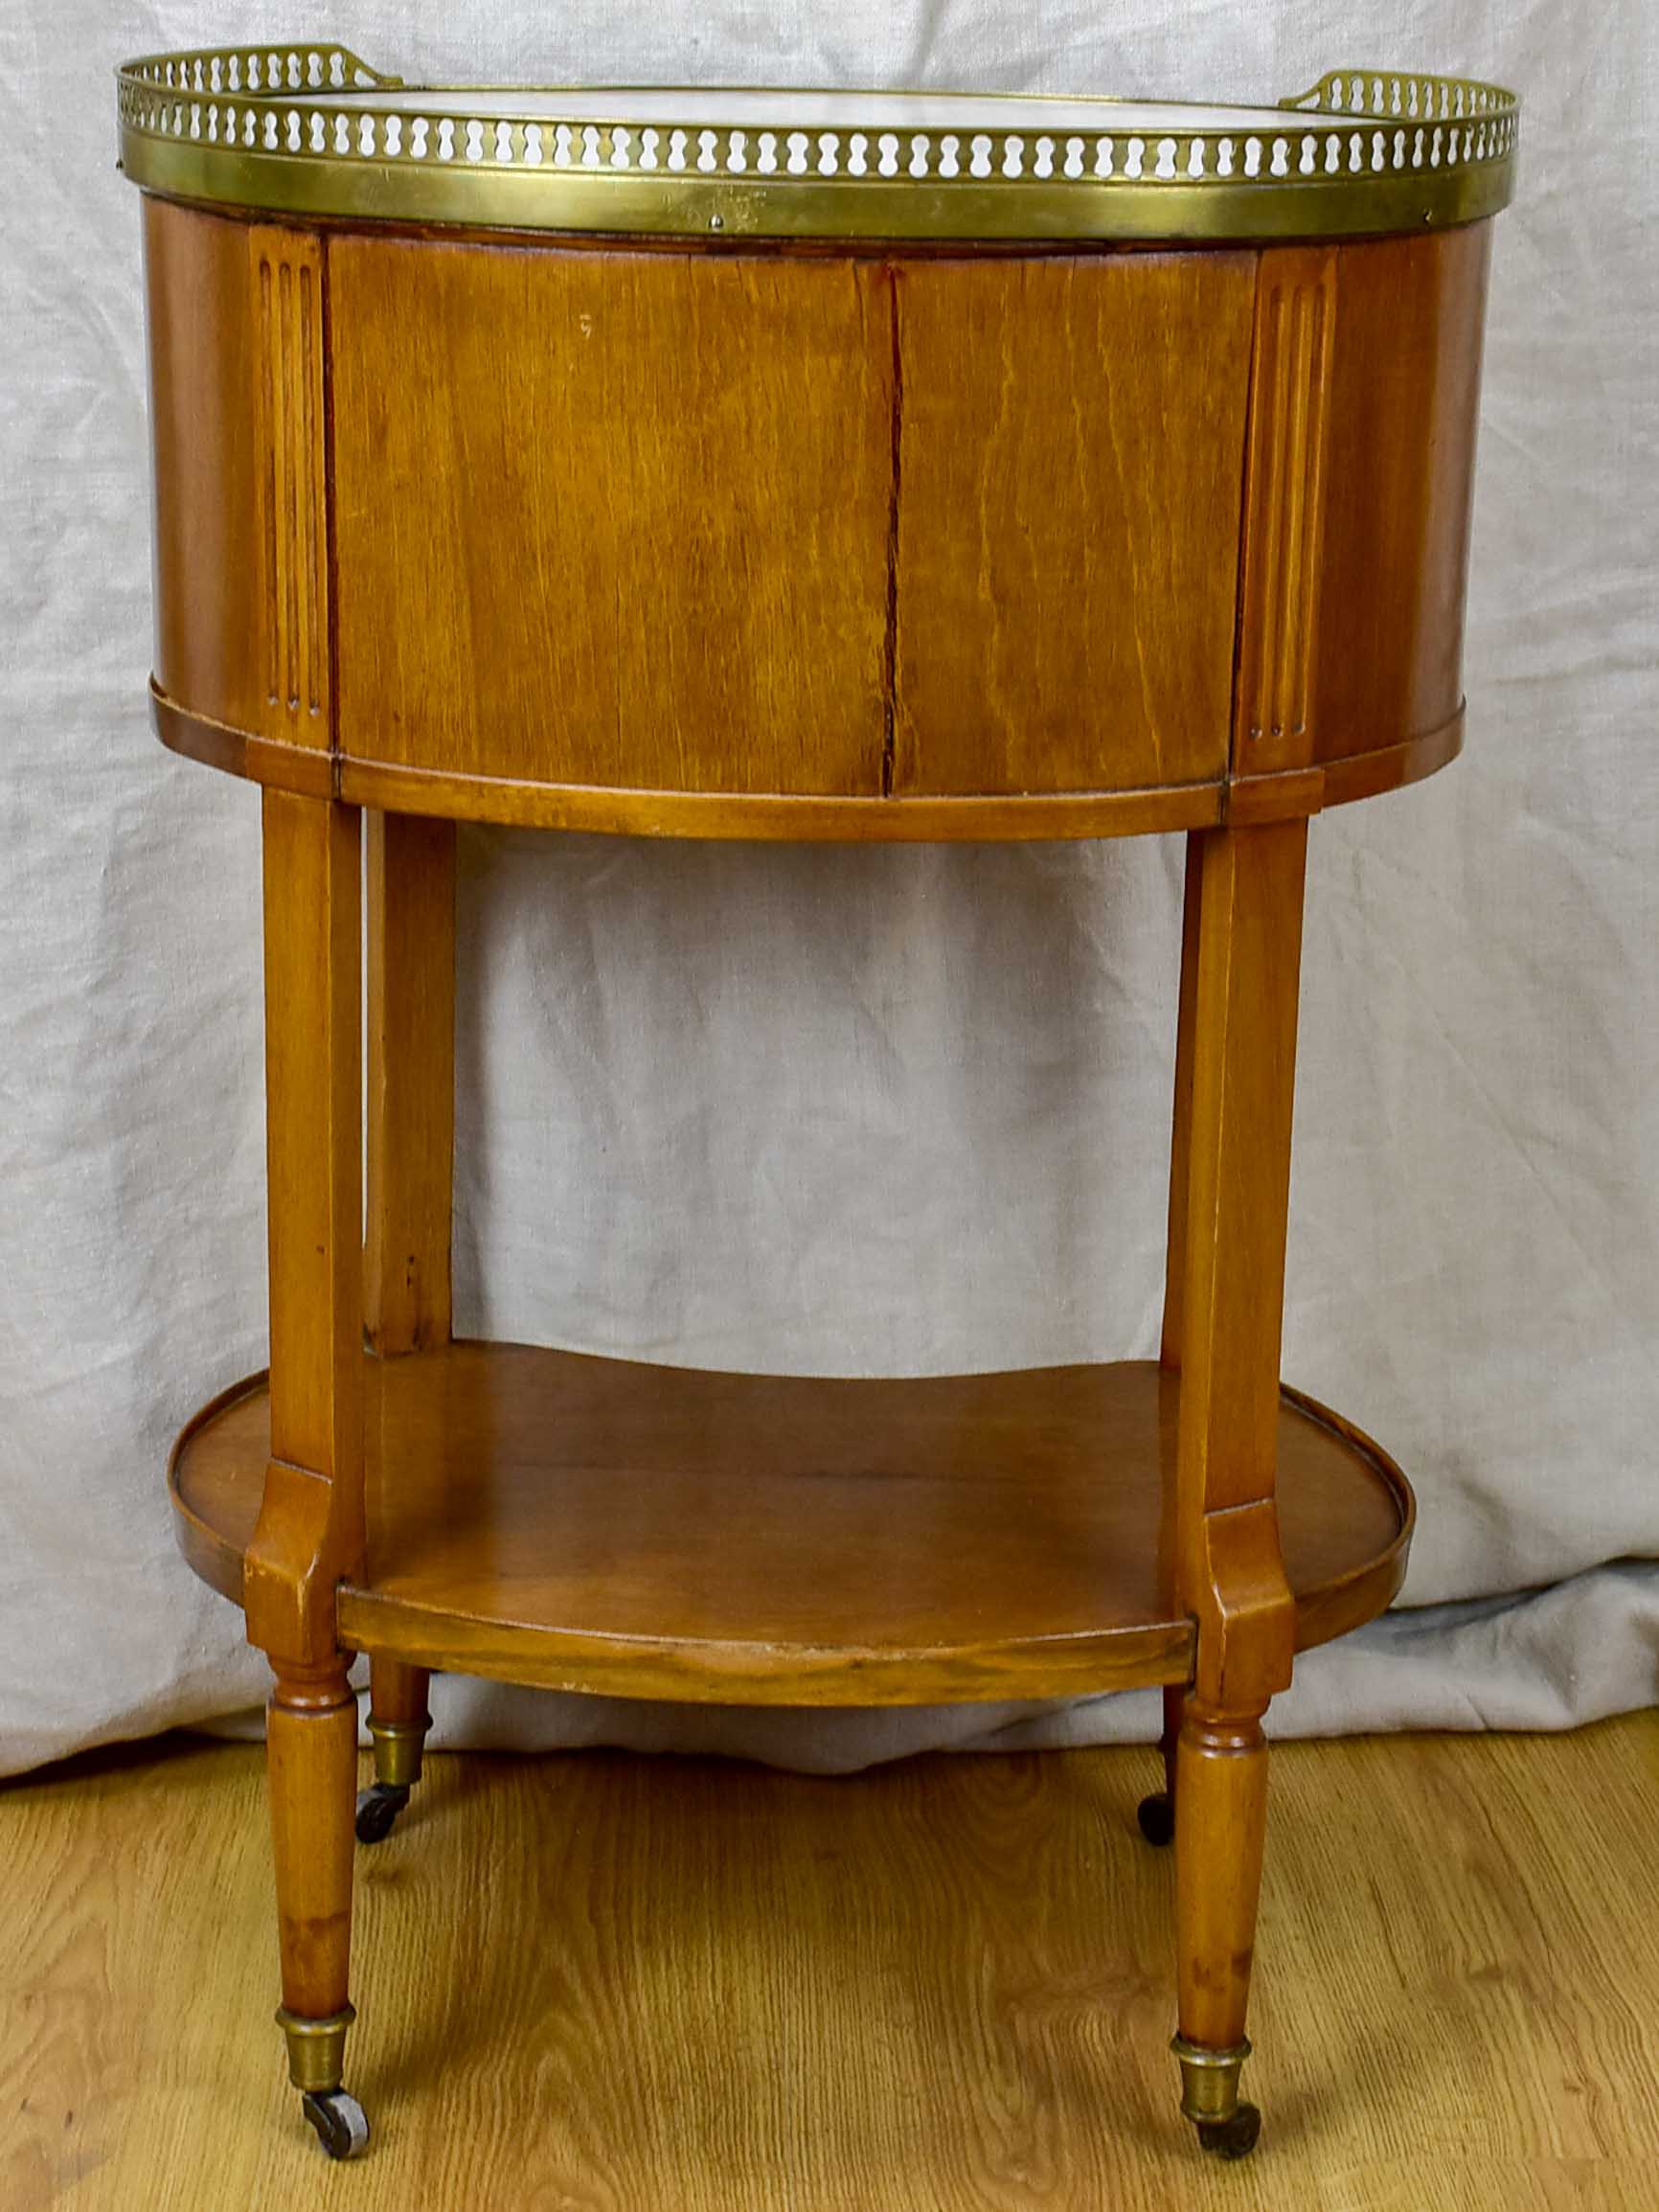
[117,48,1517,243]
[275,2005,356,2094]
[1170,2036,1253,2123]
[368,1716,429,1790]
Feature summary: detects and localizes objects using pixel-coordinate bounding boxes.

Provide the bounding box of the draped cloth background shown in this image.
[2,1,1655,1776]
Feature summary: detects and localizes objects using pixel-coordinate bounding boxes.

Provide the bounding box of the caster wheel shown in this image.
[1196,2103,1261,2160]
[301,2088,371,2160]
[354,1782,410,1845]
[1136,1791,1175,1848]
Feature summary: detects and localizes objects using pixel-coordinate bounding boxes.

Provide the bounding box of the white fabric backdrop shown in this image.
[1,1,1655,1777]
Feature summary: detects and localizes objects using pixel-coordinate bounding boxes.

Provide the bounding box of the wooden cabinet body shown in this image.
[118,43,1516,2168]
[147,207,1488,836]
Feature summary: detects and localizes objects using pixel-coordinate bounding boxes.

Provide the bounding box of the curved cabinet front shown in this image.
[142,197,1489,838]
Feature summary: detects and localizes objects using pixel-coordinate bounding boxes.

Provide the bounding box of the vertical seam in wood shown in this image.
[880,262,902,799]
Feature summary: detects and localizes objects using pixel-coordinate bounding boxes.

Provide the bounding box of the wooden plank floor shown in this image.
[0,1716,1655,2210]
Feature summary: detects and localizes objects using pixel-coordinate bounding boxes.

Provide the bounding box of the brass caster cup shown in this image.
[1170,2034,1261,2159]
[1170,2032,1251,2123]
[277,2003,356,2095]
[369,1714,429,1790]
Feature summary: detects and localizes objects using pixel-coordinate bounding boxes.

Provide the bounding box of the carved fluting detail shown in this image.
[254,234,328,730]
[1236,252,1337,770]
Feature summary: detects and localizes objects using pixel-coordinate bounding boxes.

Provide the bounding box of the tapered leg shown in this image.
[357,810,456,1848]
[356,1656,434,1844]
[1171,1699,1269,2157]
[1167,820,1307,2157]
[1141,837,1207,1847]
[250,792,370,2157]
[268,1663,369,2157]
[1158,832,1205,1376]
[365,811,456,1362]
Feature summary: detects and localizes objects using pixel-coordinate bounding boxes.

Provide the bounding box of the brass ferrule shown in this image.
[1170,2034,1251,2125]
[369,1714,430,1790]
[276,2004,356,2095]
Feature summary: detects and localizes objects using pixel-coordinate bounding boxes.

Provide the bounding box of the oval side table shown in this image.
[116,44,1517,2164]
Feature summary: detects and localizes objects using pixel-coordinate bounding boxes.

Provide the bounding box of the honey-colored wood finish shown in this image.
[891,254,1253,796]
[365,1658,430,1736]
[364,811,455,1361]
[1173,822,1307,1708]
[1152,834,1205,1826]
[170,1344,1412,1706]
[142,209,329,748]
[1159,834,1205,1373]
[5,1722,1656,2211]
[1166,821,1307,2094]
[241,790,369,2094]
[1232,248,1337,776]
[266,1668,356,2026]
[141,201,270,744]
[139,199,1492,835]
[248,227,329,741]
[1176,1707,1271,2056]
[243,792,364,1673]
[330,239,894,798]
[152,680,1463,839]
[1310,225,1492,764]
[363,809,455,1774]
[128,171,1504,2159]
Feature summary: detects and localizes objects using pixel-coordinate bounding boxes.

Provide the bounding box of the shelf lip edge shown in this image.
[334,1590,1199,1706]
[167,1346,1415,1704]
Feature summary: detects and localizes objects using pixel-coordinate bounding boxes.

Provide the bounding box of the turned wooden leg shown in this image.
[269,1662,368,2158]
[1139,839,1203,1850]
[247,792,371,2157]
[357,812,454,1851]
[1165,819,1307,2157]
[356,1656,434,1845]
[365,811,456,1362]
[1171,1699,1269,2157]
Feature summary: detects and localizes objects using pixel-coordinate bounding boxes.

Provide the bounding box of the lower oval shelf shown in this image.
[170,1342,1414,1707]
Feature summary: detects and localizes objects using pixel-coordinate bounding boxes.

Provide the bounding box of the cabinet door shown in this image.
[330,238,893,799]
[892,252,1255,798]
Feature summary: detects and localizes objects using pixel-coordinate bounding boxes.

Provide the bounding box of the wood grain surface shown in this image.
[151,679,1463,839]
[364,810,456,1362]
[265,1671,357,2030]
[145,206,1494,832]
[145,197,287,739]
[330,239,894,797]
[170,1343,1410,1705]
[241,793,364,1671]
[1173,821,1307,1711]
[891,252,1253,797]
[2,1719,1655,2210]
[1311,225,1492,764]
[1232,248,1338,776]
